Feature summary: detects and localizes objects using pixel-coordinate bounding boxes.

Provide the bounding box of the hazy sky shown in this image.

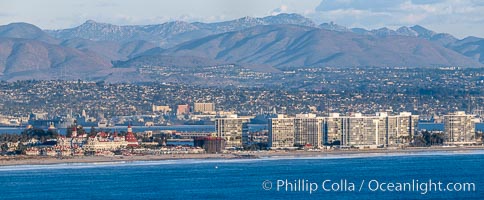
[0,0,483,38]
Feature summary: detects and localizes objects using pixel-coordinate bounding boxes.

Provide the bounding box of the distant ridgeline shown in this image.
[0,13,483,82]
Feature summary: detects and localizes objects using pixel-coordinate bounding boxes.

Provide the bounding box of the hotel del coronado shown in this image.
[26,125,139,156]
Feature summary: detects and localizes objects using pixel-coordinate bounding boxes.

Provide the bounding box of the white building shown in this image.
[83,132,128,151]
[268,115,295,149]
[294,114,323,148]
[443,111,477,145]
[323,112,418,148]
[193,103,215,114]
[215,115,250,148]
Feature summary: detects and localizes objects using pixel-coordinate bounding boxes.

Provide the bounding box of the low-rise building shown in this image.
[193,103,215,114]
[152,105,172,113]
[194,136,225,153]
[25,147,40,156]
[177,104,190,116]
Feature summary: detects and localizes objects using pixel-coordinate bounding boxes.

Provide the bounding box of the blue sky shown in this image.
[0,0,483,38]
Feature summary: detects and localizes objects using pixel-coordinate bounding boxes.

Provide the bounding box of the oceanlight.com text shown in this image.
[262,179,476,195]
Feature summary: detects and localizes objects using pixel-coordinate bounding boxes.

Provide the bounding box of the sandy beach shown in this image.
[0,153,240,166]
[1,146,484,166]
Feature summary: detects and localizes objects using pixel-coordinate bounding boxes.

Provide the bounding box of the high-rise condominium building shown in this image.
[387,112,419,145]
[323,112,418,147]
[294,114,323,148]
[215,115,249,148]
[443,111,476,145]
[269,112,419,149]
[323,113,348,146]
[268,115,295,148]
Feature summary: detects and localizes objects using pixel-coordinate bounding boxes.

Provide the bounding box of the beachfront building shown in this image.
[83,126,138,151]
[345,113,379,147]
[268,115,295,149]
[322,112,418,148]
[323,113,349,146]
[25,147,40,156]
[268,114,324,149]
[443,111,477,145]
[194,136,225,153]
[125,125,139,147]
[57,135,86,149]
[294,114,323,148]
[45,148,58,156]
[83,131,127,151]
[215,115,250,148]
[387,112,419,145]
[56,126,88,149]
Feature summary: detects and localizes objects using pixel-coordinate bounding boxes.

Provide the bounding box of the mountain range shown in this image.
[0,13,482,81]
[46,14,316,48]
[137,25,478,69]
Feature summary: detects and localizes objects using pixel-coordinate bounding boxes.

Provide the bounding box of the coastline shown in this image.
[0,153,240,167]
[1,146,484,167]
[253,146,484,158]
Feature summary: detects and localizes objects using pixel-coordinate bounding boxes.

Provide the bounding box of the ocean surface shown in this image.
[0,151,483,199]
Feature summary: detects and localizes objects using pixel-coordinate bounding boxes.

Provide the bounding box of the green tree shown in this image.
[422,131,431,146]
[16,143,27,154]
[46,129,59,139]
[77,126,86,135]
[89,126,97,137]
[66,125,76,137]
[1,143,8,152]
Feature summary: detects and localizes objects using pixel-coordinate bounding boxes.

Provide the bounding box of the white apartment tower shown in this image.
[268,115,295,148]
[443,111,477,145]
[215,115,249,148]
[294,114,323,148]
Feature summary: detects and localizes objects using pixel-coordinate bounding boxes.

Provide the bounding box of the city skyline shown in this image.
[1,1,483,199]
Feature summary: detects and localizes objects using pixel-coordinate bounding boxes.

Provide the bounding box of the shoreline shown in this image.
[0,153,240,167]
[254,146,484,157]
[1,146,484,167]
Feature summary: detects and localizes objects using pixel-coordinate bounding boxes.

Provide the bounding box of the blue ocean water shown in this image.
[0,152,483,199]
